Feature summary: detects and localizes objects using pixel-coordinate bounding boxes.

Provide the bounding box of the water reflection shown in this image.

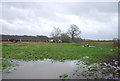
[2,58,120,79]
[2,59,79,79]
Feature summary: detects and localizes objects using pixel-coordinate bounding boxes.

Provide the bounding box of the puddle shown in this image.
[2,58,120,79]
[88,46,96,47]
[2,59,80,79]
[79,45,95,47]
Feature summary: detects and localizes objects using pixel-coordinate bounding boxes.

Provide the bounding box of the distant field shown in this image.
[2,42,118,62]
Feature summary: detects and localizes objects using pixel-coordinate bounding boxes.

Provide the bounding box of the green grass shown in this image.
[0,58,1,72]
[2,42,118,62]
[59,74,68,79]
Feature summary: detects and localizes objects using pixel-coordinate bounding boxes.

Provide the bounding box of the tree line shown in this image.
[1,35,48,42]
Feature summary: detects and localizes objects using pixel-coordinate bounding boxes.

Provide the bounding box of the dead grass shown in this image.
[2,44,26,46]
[63,43,76,44]
[90,42,113,44]
[15,52,25,56]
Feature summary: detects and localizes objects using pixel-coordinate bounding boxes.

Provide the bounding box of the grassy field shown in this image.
[2,42,118,63]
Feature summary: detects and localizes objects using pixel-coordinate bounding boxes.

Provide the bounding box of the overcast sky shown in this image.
[1,2,118,40]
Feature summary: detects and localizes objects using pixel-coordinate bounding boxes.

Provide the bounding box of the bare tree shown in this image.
[67,24,81,41]
[50,27,61,39]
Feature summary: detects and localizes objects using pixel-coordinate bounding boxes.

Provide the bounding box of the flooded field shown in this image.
[2,57,120,79]
[2,42,119,79]
[2,59,80,79]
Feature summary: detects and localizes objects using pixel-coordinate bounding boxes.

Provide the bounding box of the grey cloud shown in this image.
[1,2,118,40]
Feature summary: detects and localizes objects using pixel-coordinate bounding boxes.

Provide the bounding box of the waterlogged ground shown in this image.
[2,42,120,79]
[65,59,120,79]
[2,57,120,79]
[3,59,79,79]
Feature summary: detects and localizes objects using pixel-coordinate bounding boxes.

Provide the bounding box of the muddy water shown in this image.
[2,59,84,79]
[2,58,120,79]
